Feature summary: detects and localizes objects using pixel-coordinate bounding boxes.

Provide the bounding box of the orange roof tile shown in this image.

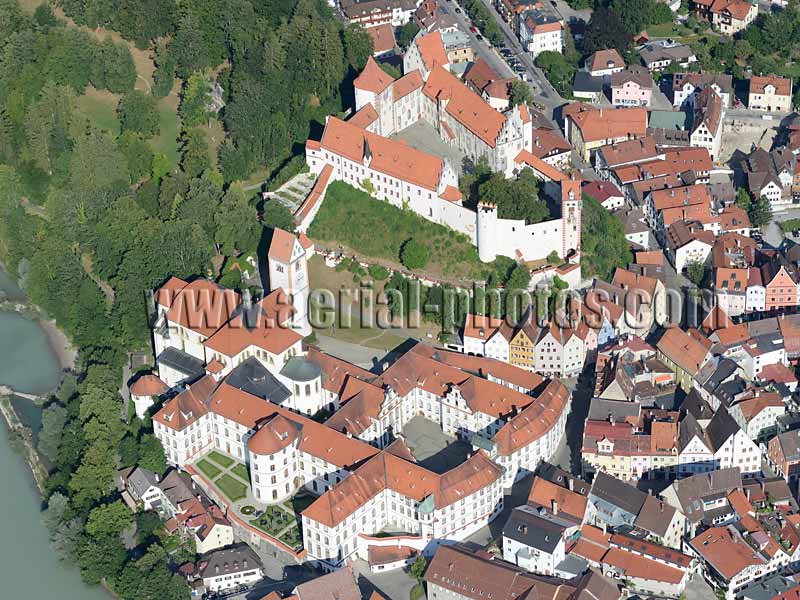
[366,23,396,55]
[161,279,241,338]
[528,477,587,521]
[415,31,448,71]
[567,106,647,144]
[319,116,444,191]
[130,374,168,397]
[354,56,394,94]
[657,327,709,376]
[423,66,506,148]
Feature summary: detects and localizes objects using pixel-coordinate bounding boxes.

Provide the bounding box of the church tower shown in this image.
[267,228,312,337]
[561,173,581,263]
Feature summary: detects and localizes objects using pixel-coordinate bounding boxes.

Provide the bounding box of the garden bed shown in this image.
[208,451,235,468]
[196,459,222,480]
[231,463,250,482]
[216,474,248,501]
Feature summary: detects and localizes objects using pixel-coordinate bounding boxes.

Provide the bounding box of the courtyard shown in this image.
[392,121,467,176]
[401,415,471,474]
[191,450,309,552]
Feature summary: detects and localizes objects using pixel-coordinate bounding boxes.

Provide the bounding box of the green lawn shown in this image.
[231,463,250,482]
[208,451,235,468]
[308,181,504,281]
[216,474,248,501]
[150,99,180,169]
[76,89,121,135]
[196,459,222,480]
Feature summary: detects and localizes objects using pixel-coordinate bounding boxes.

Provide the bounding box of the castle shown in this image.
[302,31,581,267]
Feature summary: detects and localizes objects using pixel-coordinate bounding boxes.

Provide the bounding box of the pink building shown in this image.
[610,68,654,108]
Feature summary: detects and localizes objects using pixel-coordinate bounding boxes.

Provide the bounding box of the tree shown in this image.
[215,183,260,255]
[137,434,167,474]
[478,169,549,224]
[546,250,561,265]
[410,555,427,579]
[509,80,533,108]
[38,402,68,463]
[91,37,136,93]
[400,239,429,270]
[749,195,773,228]
[343,24,372,70]
[735,187,752,211]
[581,194,632,279]
[179,128,210,178]
[85,500,134,540]
[178,72,210,128]
[686,260,706,286]
[582,8,632,55]
[534,51,575,97]
[118,132,155,182]
[25,82,76,175]
[506,263,531,291]
[117,91,160,137]
[152,40,176,98]
[262,202,296,232]
[397,21,420,49]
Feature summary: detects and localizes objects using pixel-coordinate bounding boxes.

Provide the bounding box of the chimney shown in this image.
[602,522,607,534]
[746,488,751,501]
[552,499,559,515]
[568,478,574,492]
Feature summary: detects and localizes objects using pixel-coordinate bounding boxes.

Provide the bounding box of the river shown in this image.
[0,267,109,599]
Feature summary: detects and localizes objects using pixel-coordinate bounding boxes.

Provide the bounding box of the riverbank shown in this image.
[0,396,48,494]
[40,316,78,371]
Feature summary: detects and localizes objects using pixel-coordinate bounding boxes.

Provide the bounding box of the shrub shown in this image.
[400,239,429,270]
[368,264,390,280]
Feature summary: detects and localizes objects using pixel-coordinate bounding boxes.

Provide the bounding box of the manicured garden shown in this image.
[216,474,248,502]
[208,451,235,468]
[232,463,250,482]
[196,459,222,480]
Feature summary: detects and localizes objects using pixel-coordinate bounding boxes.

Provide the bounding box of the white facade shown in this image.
[746,283,765,313]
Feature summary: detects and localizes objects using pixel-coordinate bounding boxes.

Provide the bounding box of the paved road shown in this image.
[444,0,565,119]
[765,205,800,247]
[547,0,592,25]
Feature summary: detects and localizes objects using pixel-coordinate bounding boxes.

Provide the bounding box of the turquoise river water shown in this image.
[0,267,109,599]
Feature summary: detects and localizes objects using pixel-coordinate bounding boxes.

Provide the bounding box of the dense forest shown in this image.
[0,0,370,596]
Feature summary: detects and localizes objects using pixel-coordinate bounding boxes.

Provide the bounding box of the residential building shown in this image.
[366,23,397,57]
[502,505,569,576]
[715,267,748,317]
[672,71,733,109]
[583,180,625,210]
[572,71,604,103]
[665,220,715,273]
[739,146,795,208]
[690,87,724,160]
[656,327,710,389]
[564,105,648,161]
[518,8,563,58]
[639,41,697,72]
[194,545,263,594]
[691,0,758,35]
[610,67,654,108]
[762,259,799,312]
[462,313,512,362]
[585,49,625,77]
[748,75,792,113]
[767,430,800,484]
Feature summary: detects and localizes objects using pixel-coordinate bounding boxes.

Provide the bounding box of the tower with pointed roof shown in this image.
[267,228,312,337]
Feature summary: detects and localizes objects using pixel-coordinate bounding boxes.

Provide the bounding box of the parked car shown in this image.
[476,34,483,41]
[455,7,461,12]
[470,26,478,33]
[500,49,513,57]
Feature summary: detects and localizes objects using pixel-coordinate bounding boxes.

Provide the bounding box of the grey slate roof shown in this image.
[634,494,678,538]
[680,389,713,421]
[588,398,642,422]
[678,412,708,453]
[573,70,603,93]
[157,347,205,379]
[670,468,742,524]
[280,356,322,382]
[502,506,567,553]
[124,466,159,498]
[226,357,291,404]
[705,407,741,452]
[198,544,261,579]
[590,471,647,517]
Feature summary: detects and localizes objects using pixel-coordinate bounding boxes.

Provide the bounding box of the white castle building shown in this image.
[149,230,572,571]
[302,31,581,266]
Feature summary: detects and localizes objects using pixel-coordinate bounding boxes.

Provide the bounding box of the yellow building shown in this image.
[509,323,539,371]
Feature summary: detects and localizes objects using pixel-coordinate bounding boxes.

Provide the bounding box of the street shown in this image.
[441,0,565,119]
